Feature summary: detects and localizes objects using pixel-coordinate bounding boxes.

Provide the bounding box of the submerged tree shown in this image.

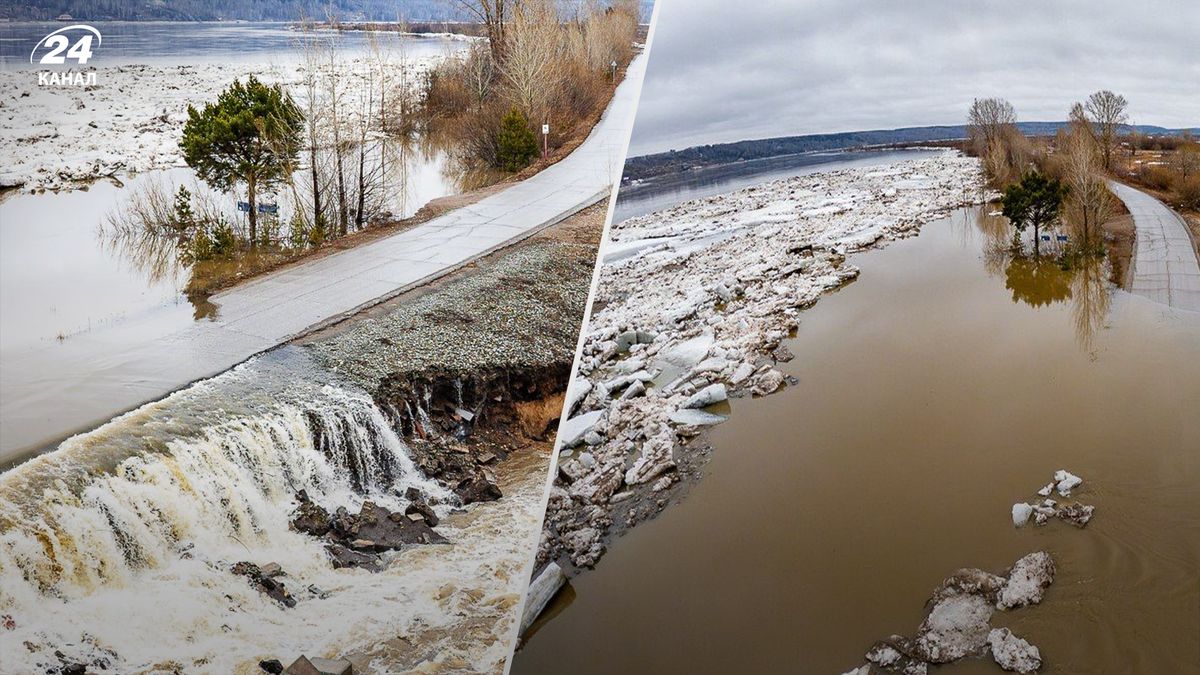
[181,76,305,247]
[1001,171,1067,256]
[1058,110,1114,249]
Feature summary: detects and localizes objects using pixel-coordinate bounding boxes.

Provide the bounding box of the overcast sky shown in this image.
[630,0,1200,156]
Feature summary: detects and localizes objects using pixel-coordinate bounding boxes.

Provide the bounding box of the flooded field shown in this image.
[516,208,1200,673]
[0,132,479,458]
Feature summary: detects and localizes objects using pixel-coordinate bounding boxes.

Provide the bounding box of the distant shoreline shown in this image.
[624,122,1200,183]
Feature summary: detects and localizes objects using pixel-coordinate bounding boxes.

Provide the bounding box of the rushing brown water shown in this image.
[515,208,1200,674]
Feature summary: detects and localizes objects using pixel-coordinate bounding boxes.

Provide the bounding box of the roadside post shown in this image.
[611,60,618,86]
[542,123,549,160]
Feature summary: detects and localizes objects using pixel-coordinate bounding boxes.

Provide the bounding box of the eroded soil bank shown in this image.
[517,161,1200,673]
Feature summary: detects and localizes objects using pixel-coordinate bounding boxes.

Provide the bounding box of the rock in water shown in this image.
[404,498,439,527]
[347,501,449,547]
[997,551,1055,610]
[1011,503,1033,527]
[232,562,297,608]
[988,627,1042,673]
[456,475,503,504]
[325,543,384,572]
[291,492,333,537]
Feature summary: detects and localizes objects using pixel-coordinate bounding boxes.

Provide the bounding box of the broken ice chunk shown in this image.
[1011,503,1033,527]
[1054,470,1082,496]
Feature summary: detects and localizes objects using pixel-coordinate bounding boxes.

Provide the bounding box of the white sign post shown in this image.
[542,123,550,160]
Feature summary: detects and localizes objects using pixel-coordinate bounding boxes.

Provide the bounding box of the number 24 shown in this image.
[40,35,94,65]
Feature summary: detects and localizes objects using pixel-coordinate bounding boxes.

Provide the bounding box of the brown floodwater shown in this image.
[515,208,1200,674]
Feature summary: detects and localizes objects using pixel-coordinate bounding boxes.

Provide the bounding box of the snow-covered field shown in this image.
[541,152,990,569]
[0,55,440,193]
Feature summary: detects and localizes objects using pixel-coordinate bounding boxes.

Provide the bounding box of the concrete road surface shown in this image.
[0,53,648,463]
[1109,181,1200,313]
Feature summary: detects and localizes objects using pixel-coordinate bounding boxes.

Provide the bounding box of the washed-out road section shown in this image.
[0,54,647,463]
[1110,181,1200,313]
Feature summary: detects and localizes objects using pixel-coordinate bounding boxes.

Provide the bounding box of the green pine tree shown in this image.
[180,76,304,247]
[1001,170,1068,256]
[495,108,539,172]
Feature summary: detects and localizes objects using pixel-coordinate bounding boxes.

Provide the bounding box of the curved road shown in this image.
[1109,181,1200,313]
[0,53,648,463]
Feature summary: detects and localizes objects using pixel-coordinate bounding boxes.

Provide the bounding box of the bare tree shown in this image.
[324,44,351,236]
[462,43,495,111]
[1084,90,1128,171]
[967,98,1017,157]
[501,0,561,121]
[296,27,330,241]
[1060,119,1114,247]
[446,0,515,63]
[1175,135,1200,179]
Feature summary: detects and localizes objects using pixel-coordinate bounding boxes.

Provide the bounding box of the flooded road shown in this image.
[515,208,1200,673]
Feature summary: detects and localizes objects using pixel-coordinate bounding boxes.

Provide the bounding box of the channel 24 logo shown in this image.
[31,24,102,87]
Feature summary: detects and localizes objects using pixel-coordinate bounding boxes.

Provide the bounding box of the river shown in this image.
[515,166,1200,672]
[0,21,463,68]
[612,148,943,223]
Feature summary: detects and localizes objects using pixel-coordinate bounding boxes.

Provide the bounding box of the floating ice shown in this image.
[1054,469,1082,496]
[1011,503,1033,527]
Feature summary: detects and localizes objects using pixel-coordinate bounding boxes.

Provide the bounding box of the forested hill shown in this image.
[1,0,657,21]
[624,122,1200,182]
[1,1,467,21]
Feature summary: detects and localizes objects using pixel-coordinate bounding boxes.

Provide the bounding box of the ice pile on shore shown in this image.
[539,153,988,570]
[0,55,442,193]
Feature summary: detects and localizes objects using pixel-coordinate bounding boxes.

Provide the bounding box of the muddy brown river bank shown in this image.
[516,207,1200,674]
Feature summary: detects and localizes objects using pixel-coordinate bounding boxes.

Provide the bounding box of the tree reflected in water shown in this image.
[1004,256,1073,307]
[974,207,1112,352]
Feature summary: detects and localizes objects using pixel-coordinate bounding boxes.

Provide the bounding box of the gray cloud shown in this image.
[631,0,1200,155]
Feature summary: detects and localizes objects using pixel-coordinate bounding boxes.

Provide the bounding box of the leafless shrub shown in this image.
[425,0,638,171]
